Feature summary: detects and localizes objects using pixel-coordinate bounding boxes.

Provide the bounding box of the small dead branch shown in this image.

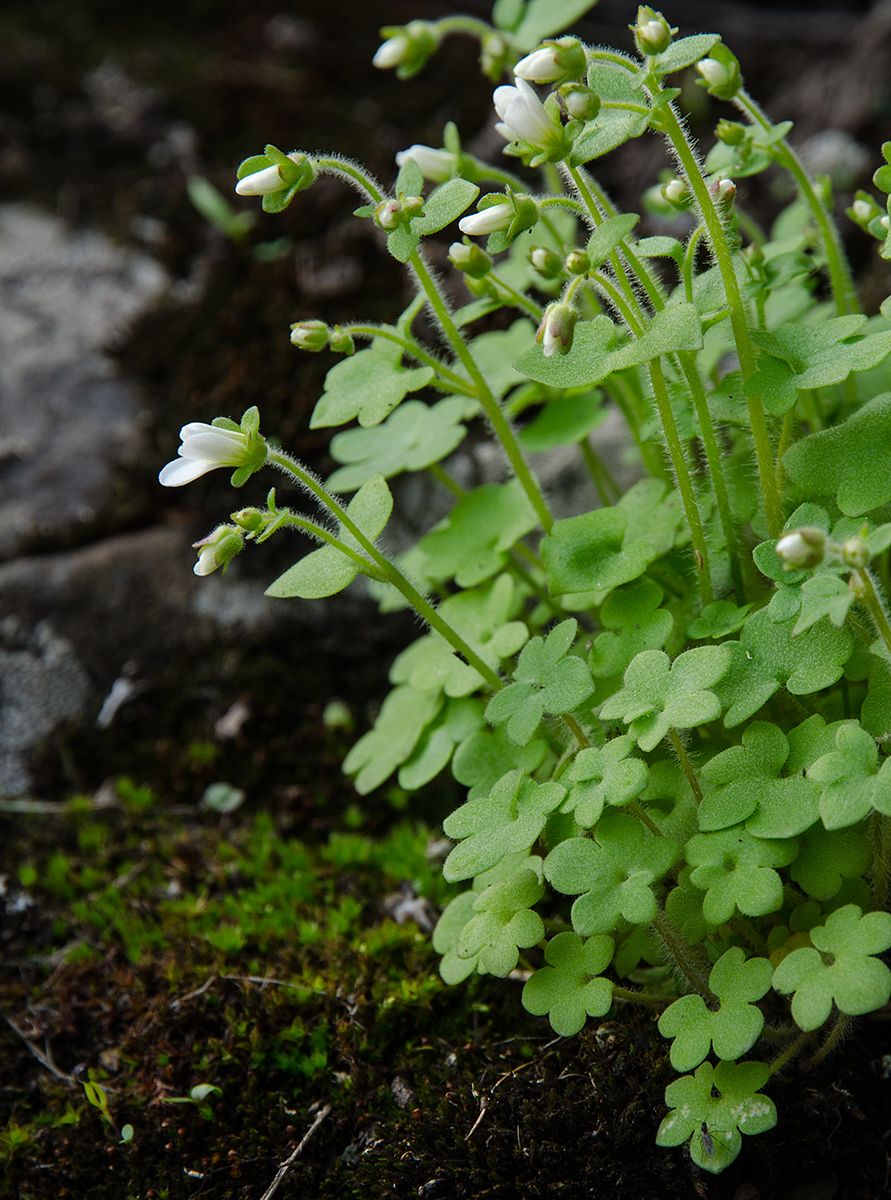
[4,1014,75,1085]
[257,1103,332,1200]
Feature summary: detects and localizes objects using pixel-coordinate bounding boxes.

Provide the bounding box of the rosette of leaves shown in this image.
[561,734,649,828]
[522,931,615,1036]
[326,397,478,492]
[598,645,731,752]
[543,812,679,935]
[656,1060,776,1174]
[485,618,594,746]
[658,948,773,1070]
[771,904,891,1030]
[685,828,798,924]
[442,769,566,882]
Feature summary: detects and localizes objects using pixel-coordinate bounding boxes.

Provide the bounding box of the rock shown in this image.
[0,205,168,560]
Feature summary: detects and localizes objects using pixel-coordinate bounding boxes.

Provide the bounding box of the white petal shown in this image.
[193,546,219,575]
[178,431,245,464]
[235,164,285,197]
[159,458,214,487]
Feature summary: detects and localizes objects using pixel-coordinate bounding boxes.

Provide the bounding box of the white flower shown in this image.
[514,47,565,84]
[373,34,410,69]
[493,78,563,152]
[395,145,456,183]
[458,202,514,236]
[696,58,731,89]
[159,423,252,487]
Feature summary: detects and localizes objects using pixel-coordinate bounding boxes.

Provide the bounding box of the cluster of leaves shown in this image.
[202,0,891,1179]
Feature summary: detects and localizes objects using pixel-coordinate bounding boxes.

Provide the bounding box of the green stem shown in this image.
[656,103,782,538]
[487,270,544,319]
[579,437,620,506]
[580,173,667,312]
[427,462,466,499]
[605,376,669,481]
[668,728,703,803]
[801,1013,853,1071]
[627,801,663,838]
[868,810,891,912]
[735,90,858,317]
[507,550,563,617]
[683,225,706,306]
[776,406,796,503]
[649,358,713,603]
[854,567,891,659]
[677,349,748,600]
[768,1030,814,1075]
[612,985,667,1008]
[651,912,716,1001]
[409,249,554,533]
[562,713,590,750]
[267,450,504,690]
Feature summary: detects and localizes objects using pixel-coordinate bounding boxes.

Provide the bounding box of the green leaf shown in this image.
[562,734,649,828]
[746,317,891,417]
[310,339,435,429]
[782,392,891,516]
[443,769,566,881]
[265,474,393,600]
[808,722,891,829]
[418,480,538,587]
[688,601,752,640]
[686,828,798,924]
[789,824,872,900]
[456,867,545,976]
[589,581,673,679]
[540,506,659,596]
[544,813,678,934]
[433,891,480,983]
[413,178,479,235]
[658,947,772,1070]
[517,391,607,451]
[571,61,650,164]
[585,213,639,268]
[656,1060,776,1174]
[522,931,615,1036]
[387,222,419,264]
[398,698,485,790]
[772,904,891,1030]
[485,618,593,746]
[714,608,853,729]
[599,646,731,752]
[452,726,548,801]
[512,0,598,50]
[463,320,536,399]
[651,34,721,75]
[698,721,820,838]
[342,684,442,794]
[792,574,855,636]
[327,396,476,492]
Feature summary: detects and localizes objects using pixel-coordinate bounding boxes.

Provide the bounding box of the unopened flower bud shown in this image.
[528,245,564,279]
[632,7,674,56]
[514,38,586,85]
[565,249,590,275]
[328,325,355,355]
[192,526,244,576]
[852,199,873,223]
[235,150,314,198]
[842,536,871,570]
[290,320,329,351]
[558,85,601,122]
[882,215,891,232]
[662,178,688,208]
[480,33,511,81]
[537,301,578,358]
[716,120,746,147]
[449,240,492,279]
[711,176,736,211]
[775,527,827,570]
[458,192,538,241]
[695,45,742,99]
[232,508,264,534]
[373,21,437,78]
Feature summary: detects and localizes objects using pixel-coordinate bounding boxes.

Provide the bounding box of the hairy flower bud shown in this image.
[716,120,747,147]
[528,245,564,280]
[289,320,329,352]
[537,301,578,358]
[328,325,355,355]
[842,536,871,570]
[564,249,590,276]
[373,21,437,78]
[632,7,674,56]
[775,528,828,570]
[395,144,457,183]
[458,192,538,241]
[514,38,586,85]
[558,85,601,122]
[695,45,742,99]
[192,526,244,576]
[449,240,492,279]
[235,150,314,198]
[662,178,689,209]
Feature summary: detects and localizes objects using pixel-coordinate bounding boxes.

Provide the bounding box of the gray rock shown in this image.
[0,205,168,560]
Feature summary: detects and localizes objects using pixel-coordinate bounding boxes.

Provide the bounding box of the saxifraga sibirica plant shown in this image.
[161,1,891,1175]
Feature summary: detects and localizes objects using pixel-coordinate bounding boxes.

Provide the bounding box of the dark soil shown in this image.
[3,2,891,1197]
